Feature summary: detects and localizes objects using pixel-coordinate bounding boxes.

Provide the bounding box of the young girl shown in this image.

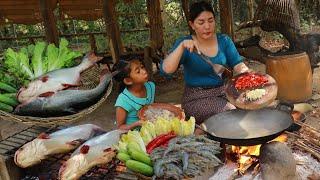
[112,56,155,130]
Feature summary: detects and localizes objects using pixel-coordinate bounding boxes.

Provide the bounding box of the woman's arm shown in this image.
[162,40,199,74]
[233,62,250,75]
[116,107,142,130]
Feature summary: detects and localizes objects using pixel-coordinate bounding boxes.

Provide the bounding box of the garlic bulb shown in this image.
[245,89,266,101]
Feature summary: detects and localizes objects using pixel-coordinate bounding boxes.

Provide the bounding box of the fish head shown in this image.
[59,153,89,180]
[14,138,48,168]
[59,148,116,180]
[17,80,44,103]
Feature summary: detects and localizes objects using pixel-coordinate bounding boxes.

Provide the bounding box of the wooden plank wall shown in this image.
[59,0,103,21]
[0,0,57,25]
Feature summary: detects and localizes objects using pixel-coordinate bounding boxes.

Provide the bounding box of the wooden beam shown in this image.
[103,0,123,63]
[39,0,59,45]
[219,0,234,39]
[146,0,164,50]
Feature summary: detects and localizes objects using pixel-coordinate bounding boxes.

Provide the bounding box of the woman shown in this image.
[161,1,250,124]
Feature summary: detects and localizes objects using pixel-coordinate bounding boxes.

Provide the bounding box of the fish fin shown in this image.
[67,139,84,146]
[38,91,55,97]
[103,147,112,152]
[64,108,77,114]
[40,76,49,82]
[62,83,80,90]
[38,132,50,139]
[80,145,90,154]
[93,127,106,136]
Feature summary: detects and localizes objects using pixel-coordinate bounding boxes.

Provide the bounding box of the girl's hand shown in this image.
[180,39,200,53]
[136,120,144,126]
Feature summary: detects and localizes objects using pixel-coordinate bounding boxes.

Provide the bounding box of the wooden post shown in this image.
[146,0,164,50]
[247,0,255,36]
[144,46,154,80]
[89,34,97,53]
[28,37,35,45]
[219,0,234,39]
[181,0,193,34]
[39,0,59,45]
[103,0,123,63]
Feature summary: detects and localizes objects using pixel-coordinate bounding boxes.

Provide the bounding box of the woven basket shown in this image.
[0,65,113,127]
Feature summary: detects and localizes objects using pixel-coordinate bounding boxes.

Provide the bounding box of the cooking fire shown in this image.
[227,134,288,174]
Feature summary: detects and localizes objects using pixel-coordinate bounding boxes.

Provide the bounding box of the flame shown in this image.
[272,134,287,142]
[230,134,288,174]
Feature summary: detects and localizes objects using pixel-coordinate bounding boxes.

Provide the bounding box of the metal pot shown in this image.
[200,102,295,146]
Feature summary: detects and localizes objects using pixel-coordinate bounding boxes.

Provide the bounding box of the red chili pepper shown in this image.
[146,133,167,150]
[146,132,176,154]
[235,73,268,90]
[160,140,170,148]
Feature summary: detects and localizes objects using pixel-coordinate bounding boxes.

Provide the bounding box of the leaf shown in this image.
[47,38,82,72]
[31,41,46,77]
[17,48,34,79]
[4,48,33,84]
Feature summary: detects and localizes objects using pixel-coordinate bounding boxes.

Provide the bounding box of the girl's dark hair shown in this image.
[189,1,215,22]
[111,54,143,93]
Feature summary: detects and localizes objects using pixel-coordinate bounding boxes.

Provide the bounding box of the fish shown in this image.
[59,129,125,180]
[17,52,103,103]
[14,124,105,168]
[14,65,115,117]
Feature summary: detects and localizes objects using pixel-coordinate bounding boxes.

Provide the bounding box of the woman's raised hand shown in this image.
[180,39,200,53]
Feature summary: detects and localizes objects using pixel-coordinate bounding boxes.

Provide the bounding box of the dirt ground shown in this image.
[0,61,319,139]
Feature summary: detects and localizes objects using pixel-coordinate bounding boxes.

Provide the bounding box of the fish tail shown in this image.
[77,52,103,71]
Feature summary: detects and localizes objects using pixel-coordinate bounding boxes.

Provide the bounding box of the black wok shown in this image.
[200,103,295,146]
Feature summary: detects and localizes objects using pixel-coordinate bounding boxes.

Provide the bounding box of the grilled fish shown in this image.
[14,66,114,117]
[17,52,103,103]
[59,130,125,180]
[14,124,105,168]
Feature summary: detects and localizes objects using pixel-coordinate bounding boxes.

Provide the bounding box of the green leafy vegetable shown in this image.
[46,38,82,72]
[31,41,46,77]
[4,48,34,85]
[1,38,83,88]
